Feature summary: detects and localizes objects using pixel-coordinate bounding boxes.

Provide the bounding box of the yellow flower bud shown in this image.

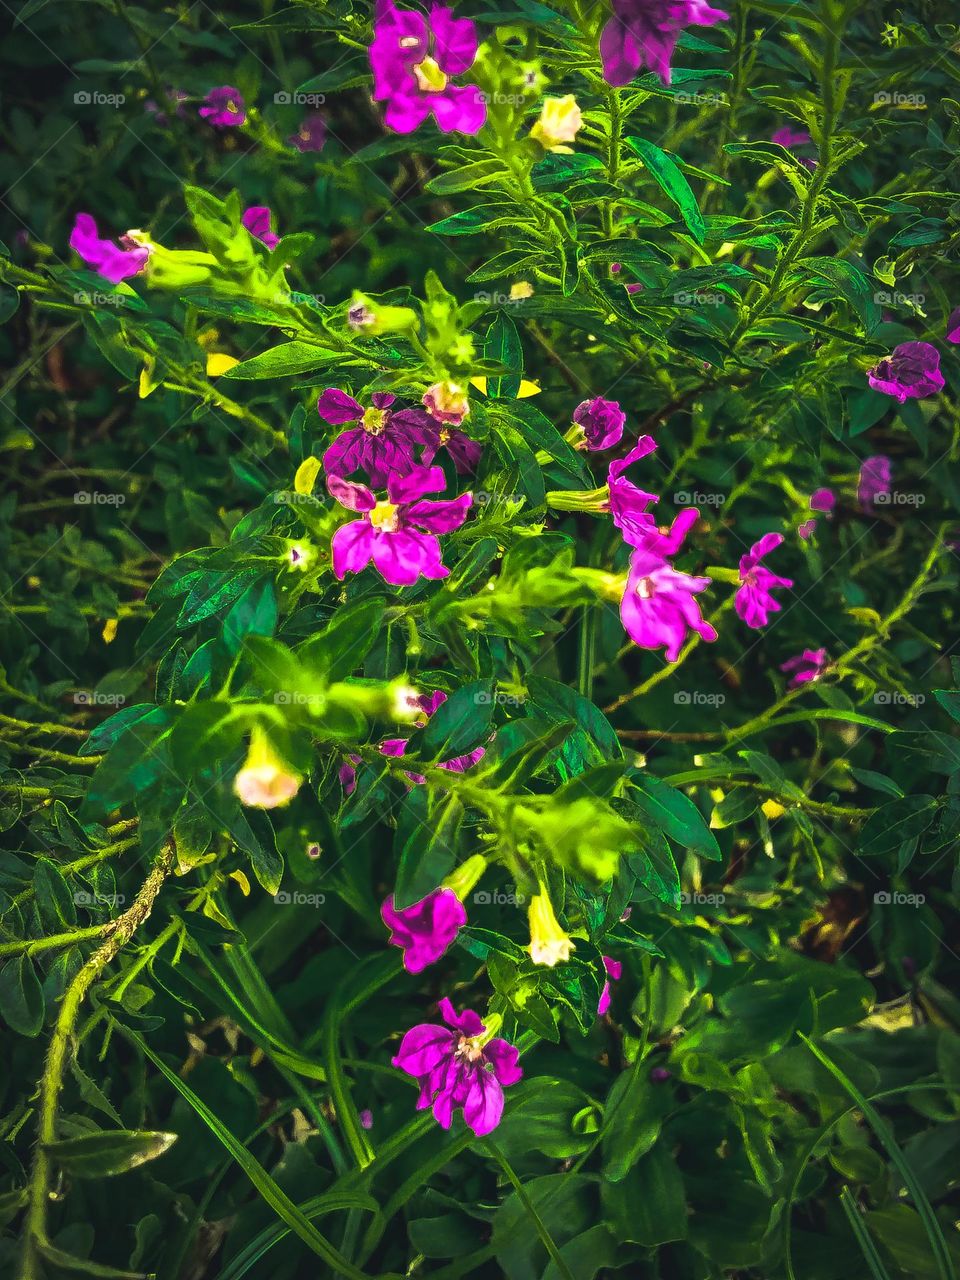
[527,891,575,967]
[234,727,301,809]
[530,95,583,153]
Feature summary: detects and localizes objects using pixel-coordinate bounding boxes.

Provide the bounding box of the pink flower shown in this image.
[621,544,717,662]
[145,88,188,125]
[858,455,891,509]
[771,124,817,170]
[780,647,828,687]
[418,421,483,475]
[422,380,470,427]
[370,1,486,135]
[798,519,817,540]
[377,690,486,782]
[69,213,149,284]
[381,888,467,973]
[573,397,625,450]
[867,341,944,402]
[392,998,522,1136]
[199,85,246,127]
[242,206,279,250]
[810,488,836,513]
[600,0,729,87]
[319,389,436,486]
[597,955,622,1016]
[288,113,327,152]
[608,437,700,554]
[734,533,793,629]
[946,308,960,344]
[328,466,471,587]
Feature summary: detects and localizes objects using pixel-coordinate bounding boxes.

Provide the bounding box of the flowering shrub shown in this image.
[1,1,960,1278]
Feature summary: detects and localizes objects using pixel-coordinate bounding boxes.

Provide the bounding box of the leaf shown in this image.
[630,774,721,860]
[34,857,78,929]
[601,1067,666,1181]
[36,1240,149,1279]
[44,1130,177,1178]
[0,954,45,1036]
[221,342,335,379]
[393,789,464,910]
[626,137,706,243]
[426,159,511,195]
[858,796,937,858]
[484,312,523,399]
[223,579,278,653]
[297,599,386,680]
[420,680,494,763]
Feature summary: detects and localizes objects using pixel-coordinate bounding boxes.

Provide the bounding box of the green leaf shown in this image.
[420,680,494,763]
[626,137,706,243]
[297,599,386,680]
[858,796,937,857]
[484,312,523,399]
[221,341,335,379]
[393,788,464,910]
[0,954,45,1037]
[44,1130,177,1178]
[601,1067,666,1181]
[426,159,511,195]
[34,857,78,929]
[630,774,721,860]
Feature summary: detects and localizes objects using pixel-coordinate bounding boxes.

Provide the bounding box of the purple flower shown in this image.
[798,519,817,540]
[381,888,467,973]
[810,488,835,513]
[199,85,246,127]
[573,397,626,451]
[599,0,729,87]
[621,544,717,662]
[242,206,279,250]
[858,455,891,509]
[771,124,817,170]
[650,1066,672,1083]
[319,388,437,485]
[392,998,522,1136]
[288,113,327,152]
[377,690,486,782]
[608,437,700,555]
[370,1,486,135]
[328,466,471,587]
[69,213,149,284]
[597,955,622,1016]
[734,533,793,629]
[947,308,960,345]
[359,1109,374,1129]
[780,647,828,687]
[419,422,483,475]
[867,341,944,403]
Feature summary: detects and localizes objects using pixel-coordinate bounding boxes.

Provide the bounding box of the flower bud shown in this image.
[347,291,418,336]
[234,726,301,809]
[530,95,583,153]
[527,891,575,966]
[423,380,470,426]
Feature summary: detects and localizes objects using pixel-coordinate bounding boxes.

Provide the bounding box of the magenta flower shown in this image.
[328,466,471,587]
[599,0,729,87]
[608,437,700,555]
[288,113,327,152]
[735,533,793,629]
[370,1,486,135]
[199,85,246,127]
[621,544,717,662]
[392,998,522,1136]
[319,389,436,485]
[242,206,279,250]
[573,397,626,450]
[798,519,817,540]
[771,124,816,170]
[381,888,467,973]
[947,308,960,344]
[69,213,149,284]
[867,341,944,403]
[810,488,836,513]
[780,647,828,687]
[597,955,622,1016]
[858,455,891,508]
[419,422,483,475]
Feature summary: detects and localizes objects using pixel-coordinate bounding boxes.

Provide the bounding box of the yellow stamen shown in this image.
[369,500,399,532]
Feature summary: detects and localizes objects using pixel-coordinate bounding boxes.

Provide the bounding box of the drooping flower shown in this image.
[858,455,892,508]
[572,397,625,451]
[621,543,717,662]
[598,955,623,1016]
[530,95,583,152]
[867,341,944,402]
[599,0,729,88]
[288,113,327,152]
[946,308,960,344]
[419,421,483,475]
[734,533,793,629]
[423,380,470,427]
[242,206,279,250]
[780,647,828,687]
[199,85,246,127]
[319,389,436,486]
[234,727,301,808]
[69,213,150,284]
[527,892,575,966]
[382,888,467,973]
[328,466,471,587]
[392,999,522,1136]
[370,1,486,136]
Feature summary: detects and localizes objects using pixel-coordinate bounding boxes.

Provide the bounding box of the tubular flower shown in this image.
[199,85,246,127]
[233,727,301,809]
[599,0,729,88]
[734,533,793,629]
[598,955,623,1016]
[392,999,522,1136]
[867,341,944,402]
[621,542,717,662]
[328,466,472,586]
[572,396,626,451]
[530,95,583,152]
[370,1,486,136]
[241,206,279,250]
[858,455,892,508]
[69,213,150,284]
[381,888,467,972]
[527,892,575,967]
[422,380,470,427]
[288,113,327,152]
[319,388,437,485]
[780,647,828,687]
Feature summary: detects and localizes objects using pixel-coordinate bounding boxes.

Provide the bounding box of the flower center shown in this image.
[227,100,239,114]
[456,1035,484,1063]
[414,56,448,94]
[636,575,656,599]
[369,500,400,532]
[362,406,388,435]
[438,428,451,445]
